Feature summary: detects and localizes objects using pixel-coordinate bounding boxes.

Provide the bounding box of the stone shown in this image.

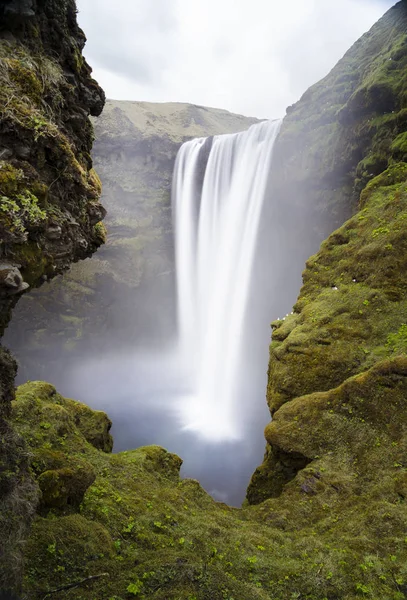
[45,224,62,240]
[14,145,30,160]
[0,264,29,295]
[87,202,106,226]
[0,148,13,161]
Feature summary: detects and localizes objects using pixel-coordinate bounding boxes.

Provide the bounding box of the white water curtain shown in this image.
[172,119,282,441]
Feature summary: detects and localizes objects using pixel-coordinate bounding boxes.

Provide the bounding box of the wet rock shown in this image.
[14,145,30,160]
[79,82,105,117]
[45,224,62,240]
[0,148,13,160]
[87,202,107,225]
[0,264,29,295]
[76,237,88,251]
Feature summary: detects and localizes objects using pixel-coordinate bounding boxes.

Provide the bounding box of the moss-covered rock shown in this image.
[0,0,105,591]
[9,372,407,600]
[0,0,106,337]
[248,0,407,506]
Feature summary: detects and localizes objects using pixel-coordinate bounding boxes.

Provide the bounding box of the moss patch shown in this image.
[8,373,407,600]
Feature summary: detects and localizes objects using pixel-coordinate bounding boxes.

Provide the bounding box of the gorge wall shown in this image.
[247,0,407,504]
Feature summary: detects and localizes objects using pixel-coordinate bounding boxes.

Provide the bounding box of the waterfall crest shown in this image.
[172,119,282,442]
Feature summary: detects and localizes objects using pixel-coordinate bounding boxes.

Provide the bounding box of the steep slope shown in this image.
[247,0,407,502]
[0,0,105,591]
[3,101,258,379]
[254,0,407,334]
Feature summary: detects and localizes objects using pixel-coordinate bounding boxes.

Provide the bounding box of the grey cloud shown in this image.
[77,0,396,119]
[77,0,177,85]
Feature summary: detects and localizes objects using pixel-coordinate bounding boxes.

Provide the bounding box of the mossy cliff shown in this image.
[247,1,407,504]
[4,101,258,377]
[0,0,105,591]
[258,0,407,320]
[0,0,106,332]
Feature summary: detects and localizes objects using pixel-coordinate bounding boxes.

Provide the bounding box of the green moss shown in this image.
[94,221,108,244]
[391,131,407,160]
[64,398,113,452]
[360,163,407,206]
[37,461,96,513]
[386,324,407,354]
[9,373,407,600]
[5,58,42,104]
[0,163,23,196]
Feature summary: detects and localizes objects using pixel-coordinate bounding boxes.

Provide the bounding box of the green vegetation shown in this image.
[0,20,105,300]
[10,370,407,600]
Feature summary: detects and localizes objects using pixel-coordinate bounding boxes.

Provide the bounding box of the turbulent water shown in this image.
[172,119,282,442]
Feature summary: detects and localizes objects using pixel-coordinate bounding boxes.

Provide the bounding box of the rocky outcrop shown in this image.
[247,0,407,504]
[0,0,105,332]
[4,101,258,379]
[0,0,105,591]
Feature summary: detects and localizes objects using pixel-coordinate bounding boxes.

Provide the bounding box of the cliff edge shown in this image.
[0,0,105,590]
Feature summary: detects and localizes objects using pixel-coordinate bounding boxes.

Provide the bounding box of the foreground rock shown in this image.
[12,369,407,599]
[0,0,105,590]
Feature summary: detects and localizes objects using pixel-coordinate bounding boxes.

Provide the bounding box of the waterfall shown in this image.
[172,119,282,442]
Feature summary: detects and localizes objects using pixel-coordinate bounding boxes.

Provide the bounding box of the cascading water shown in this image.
[172,119,282,442]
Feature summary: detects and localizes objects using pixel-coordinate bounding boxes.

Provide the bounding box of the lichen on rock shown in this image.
[0,0,106,335]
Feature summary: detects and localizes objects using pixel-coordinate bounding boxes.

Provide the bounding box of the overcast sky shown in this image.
[76,0,395,119]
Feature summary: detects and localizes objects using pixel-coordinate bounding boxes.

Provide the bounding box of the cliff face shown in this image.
[0,0,105,590]
[247,0,407,502]
[3,101,258,379]
[253,0,407,342]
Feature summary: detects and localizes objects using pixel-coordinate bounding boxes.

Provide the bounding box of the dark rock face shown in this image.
[0,0,105,591]
[0,0,106,335]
